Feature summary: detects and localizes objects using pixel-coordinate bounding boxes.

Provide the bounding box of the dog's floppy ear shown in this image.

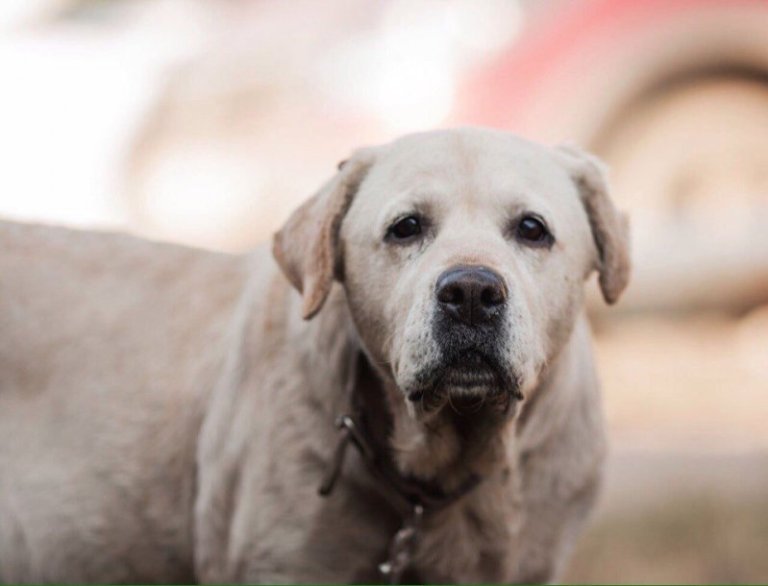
[554,143,631,304]
[273,149,376,320]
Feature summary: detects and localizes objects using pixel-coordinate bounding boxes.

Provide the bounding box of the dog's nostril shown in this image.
[438,284,464,306]
[480,286,504,307]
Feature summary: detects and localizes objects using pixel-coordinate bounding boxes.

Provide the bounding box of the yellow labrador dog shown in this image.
[0,128,629,583]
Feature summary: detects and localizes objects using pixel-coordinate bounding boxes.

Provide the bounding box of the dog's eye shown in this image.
[516,215,551,246]
[388,216,422,240]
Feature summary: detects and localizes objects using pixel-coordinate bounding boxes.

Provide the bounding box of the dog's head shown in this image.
[274,129,629,419]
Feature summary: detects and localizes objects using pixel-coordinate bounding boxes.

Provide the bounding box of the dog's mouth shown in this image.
[441,351,500,391]
[409,350,522,414]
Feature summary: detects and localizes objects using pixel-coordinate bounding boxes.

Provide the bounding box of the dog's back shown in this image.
[0,220,247,582]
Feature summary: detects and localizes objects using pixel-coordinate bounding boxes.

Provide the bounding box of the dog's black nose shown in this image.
[435,265,507,326]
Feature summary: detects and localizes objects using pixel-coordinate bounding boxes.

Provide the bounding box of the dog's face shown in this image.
[274,129,629,418]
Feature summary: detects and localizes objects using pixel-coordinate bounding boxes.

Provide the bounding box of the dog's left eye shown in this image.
[387,216,422,241]
[516,215,551,246]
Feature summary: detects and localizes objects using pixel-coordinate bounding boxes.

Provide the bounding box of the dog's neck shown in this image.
[380,374,515,492]
[349,331,575,497]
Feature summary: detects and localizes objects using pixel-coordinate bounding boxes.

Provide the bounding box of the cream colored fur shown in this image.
[0,128,629,583]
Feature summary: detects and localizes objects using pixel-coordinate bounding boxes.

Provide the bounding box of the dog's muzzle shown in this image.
[433,264,507,363]
[412,264,521,408]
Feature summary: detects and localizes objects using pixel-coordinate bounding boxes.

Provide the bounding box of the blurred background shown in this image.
[2,0,767,582]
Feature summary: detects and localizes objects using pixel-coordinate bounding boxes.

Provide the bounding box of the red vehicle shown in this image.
[459,0,768,314]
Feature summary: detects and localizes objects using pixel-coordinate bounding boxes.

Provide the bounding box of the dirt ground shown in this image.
[566,450,768,583]
[563,310,768,583]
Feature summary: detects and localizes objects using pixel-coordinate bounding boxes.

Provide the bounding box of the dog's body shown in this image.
[0,129,628,583]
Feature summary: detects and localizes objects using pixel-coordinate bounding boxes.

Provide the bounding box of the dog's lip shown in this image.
[439,351,503,390]
[406,351,519,404]
[442,364,497,388]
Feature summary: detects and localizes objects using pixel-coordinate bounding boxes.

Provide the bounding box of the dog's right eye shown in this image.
[387,216,422,241]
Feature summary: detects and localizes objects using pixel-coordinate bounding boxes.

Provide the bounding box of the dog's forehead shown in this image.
[362,129,577,207]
